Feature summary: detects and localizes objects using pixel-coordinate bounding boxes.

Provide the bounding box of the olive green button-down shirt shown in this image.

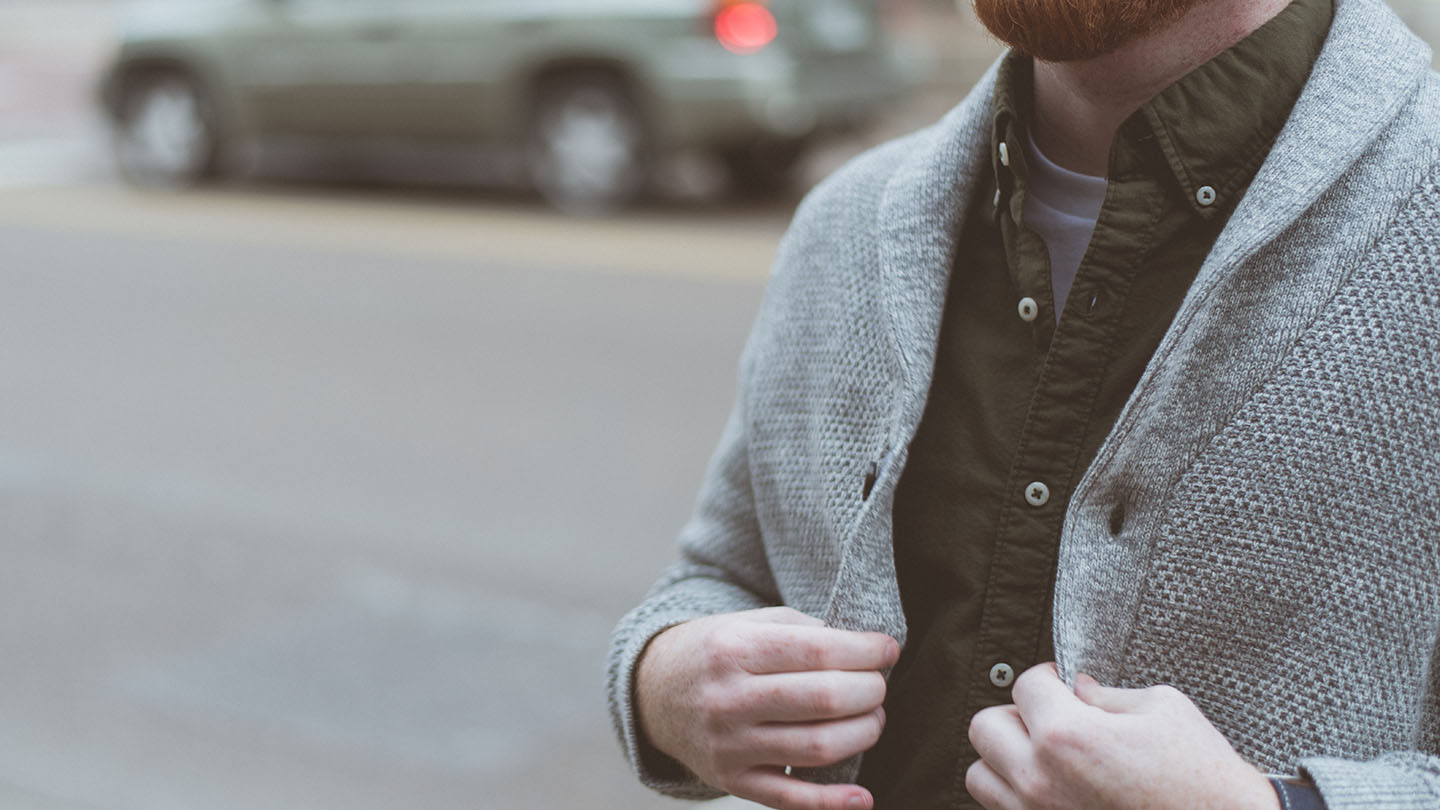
[857,0,1334,806]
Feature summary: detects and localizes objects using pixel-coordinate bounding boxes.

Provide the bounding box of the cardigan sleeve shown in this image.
[603,362,782,798]
[1298,641,1440,809]
[601,151,883,798]
[1300,754,1440,809]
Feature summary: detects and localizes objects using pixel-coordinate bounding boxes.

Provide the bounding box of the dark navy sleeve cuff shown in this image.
[1269,775,1328,810]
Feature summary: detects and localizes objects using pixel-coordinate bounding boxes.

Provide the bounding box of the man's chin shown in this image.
[970,0,1199,63]
[1001,39,1128,64]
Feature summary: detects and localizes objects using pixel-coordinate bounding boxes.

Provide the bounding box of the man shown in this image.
[607,0,1440,804]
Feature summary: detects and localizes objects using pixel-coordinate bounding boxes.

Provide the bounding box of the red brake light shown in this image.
[715,2,778,54]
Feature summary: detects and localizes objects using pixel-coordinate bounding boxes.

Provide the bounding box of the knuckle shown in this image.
[696,682,730,716]
[705,695,743,727]
[964,761,992,803]
[856,671,887,707]
[1030,723,1081,760]
[754,677,794,715]
[1148,683,1183,704]
[710,734,752,770]
[775,784,807,810]
[800,734,839,765]
[704,627,748,665]
[870,633,900,665]
[745,632,790,667]
[805,679,842,716]
[966,706,1000,746]
[1012,665,1044,695]
[726,676,764,710]
[864,711,885,744]
[697,689,745,737]
[771,606,808,624]
[791,638,827,670]
[1014,770,1055,806]
[963,760,981,792]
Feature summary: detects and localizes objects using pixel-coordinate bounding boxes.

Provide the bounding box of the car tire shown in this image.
[113,70,223,189]
[526,74,650,214]
[718,138,807,198]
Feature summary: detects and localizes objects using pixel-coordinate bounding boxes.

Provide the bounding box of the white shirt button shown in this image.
[993,188,1002,207]
[999,141,1011,167]
[1196,185,1217,206]
[1025,481,1050,507]
[1017,297,1038,322]
[990,662,1015,688]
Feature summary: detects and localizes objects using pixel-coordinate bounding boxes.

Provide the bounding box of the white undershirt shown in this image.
[1021,132,1108,321]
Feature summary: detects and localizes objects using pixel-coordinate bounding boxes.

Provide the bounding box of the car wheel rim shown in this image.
[534,88,642,208]
[119,80,208,184]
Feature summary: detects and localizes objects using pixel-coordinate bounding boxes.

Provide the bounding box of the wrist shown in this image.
[634,622,686,757]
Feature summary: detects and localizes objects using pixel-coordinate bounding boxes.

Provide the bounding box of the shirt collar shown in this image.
[989,0,1334,219]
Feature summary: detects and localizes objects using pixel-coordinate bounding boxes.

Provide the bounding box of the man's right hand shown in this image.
[634,607,900,810]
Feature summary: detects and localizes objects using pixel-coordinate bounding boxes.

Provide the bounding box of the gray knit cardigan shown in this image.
[607,0,1440,805]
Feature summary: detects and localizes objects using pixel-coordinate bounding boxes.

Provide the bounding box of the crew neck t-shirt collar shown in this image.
[1023,131,1108,316]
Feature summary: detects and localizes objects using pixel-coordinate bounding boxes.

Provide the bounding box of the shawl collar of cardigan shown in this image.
[848,0,1435,674]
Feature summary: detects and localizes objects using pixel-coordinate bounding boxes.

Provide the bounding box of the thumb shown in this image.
[746,606,827,627]
[1074,673,1150,713]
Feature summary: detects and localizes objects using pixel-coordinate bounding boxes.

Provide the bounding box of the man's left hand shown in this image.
[966,663,1281,810]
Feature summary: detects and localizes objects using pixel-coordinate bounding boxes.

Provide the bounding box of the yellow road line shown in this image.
[0,185,783,285]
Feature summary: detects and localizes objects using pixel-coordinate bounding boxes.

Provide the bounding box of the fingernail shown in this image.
[846,797,867,809]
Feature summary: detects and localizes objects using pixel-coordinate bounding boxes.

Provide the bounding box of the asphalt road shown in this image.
[0,5,914,806]
[0,180,791,810]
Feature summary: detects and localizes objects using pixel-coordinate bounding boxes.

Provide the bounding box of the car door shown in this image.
[227,0,410,137]
[378,0,519,142]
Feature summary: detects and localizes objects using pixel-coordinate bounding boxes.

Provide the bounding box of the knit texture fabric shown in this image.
[606,0,1440,804]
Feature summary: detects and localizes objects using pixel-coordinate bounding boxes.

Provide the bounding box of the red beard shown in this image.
[972,0,1204,61]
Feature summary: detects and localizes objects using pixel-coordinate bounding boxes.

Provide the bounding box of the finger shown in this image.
[731,766,875,810]
[736,625,900,674]
[747,607,827,627]
[1009,662,1083,731]
[746,708,886,768]
[1074,672,1151,713]
[966,704,1034,789]
[741,670,887,723]
[964,758,1024,810]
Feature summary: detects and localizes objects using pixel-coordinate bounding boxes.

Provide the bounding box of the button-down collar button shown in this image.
[999,141,1011,167]
[1196,185,1218,207]
[990,662,1015,688]
[1017,297,1039,322]
[1025,481,1051,507]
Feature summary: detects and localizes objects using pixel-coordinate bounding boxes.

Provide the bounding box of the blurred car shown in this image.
[98,0,907,211]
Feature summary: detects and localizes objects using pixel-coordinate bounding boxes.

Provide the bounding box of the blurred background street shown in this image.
[1,1,1436,809]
